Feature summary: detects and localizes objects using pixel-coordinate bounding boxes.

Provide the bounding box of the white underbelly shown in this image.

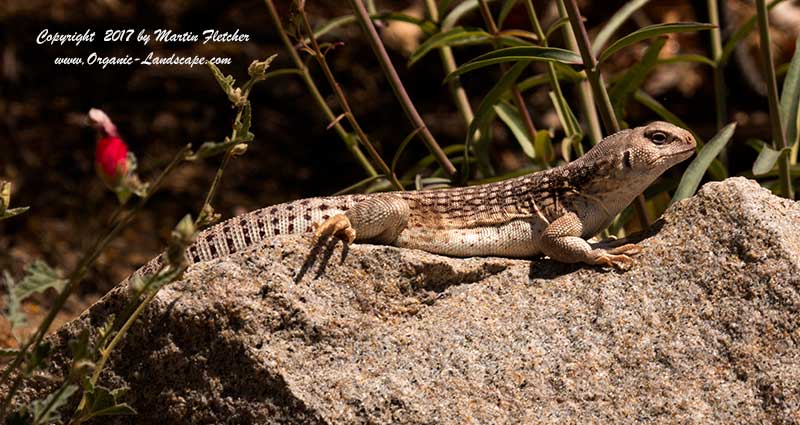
[394,220,543,258]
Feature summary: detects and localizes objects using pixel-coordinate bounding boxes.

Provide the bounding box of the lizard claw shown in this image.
[591,252,636,269]
[313,214,356,244]
[589,244,642,269]
[606,243,642,256]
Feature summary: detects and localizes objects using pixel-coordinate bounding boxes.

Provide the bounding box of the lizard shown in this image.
[126,120,695,284]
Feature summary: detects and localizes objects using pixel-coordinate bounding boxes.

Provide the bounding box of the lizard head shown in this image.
[622,121,696,173]
[584,121,696,180]
[571,121,696,211]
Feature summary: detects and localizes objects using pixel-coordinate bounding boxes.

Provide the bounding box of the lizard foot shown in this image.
[588,245,642,269]
[313,214,356,244]
[606,243,642,256]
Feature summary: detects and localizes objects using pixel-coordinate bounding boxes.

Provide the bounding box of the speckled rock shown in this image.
[9,177,800,424]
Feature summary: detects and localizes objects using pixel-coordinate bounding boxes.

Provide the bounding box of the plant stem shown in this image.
[263,0,377,177]
[560,0,652,226]
[0,145,191,417]
[477,0,539,142]
[296,2,404,190]
[562,0,619,133]
[755,0,794,198]
[554,0,602,144]
[707,0,727,130]
[523,0,578,139]
[424,0,476,130]
[347,0,457,177]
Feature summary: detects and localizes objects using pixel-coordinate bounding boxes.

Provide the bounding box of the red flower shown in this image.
[95,135,128,184]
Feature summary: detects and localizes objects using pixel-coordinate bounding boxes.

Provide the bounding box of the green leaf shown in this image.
[609,36,666,117]
[779,36,800,150]
[560,134,582,162]
[31,384,78,425]
[534,130,555,163]
[592,0,651,56]
[672,122,737,203]
[719,0,789,67]
[187,139,241,161]
[599,22,716,63]
[656,54,716,67]
[14,261,68,301]
[2,270,26,331]
[313,15,356,39]
[391,127,425,175]
[409,27,492,66]
[633,90,692,130]
[494,101,536,159]
[80,382,137,420]
[545,17,570,41]
[464,61,529,177]
[516,74,551,92]
[752,144,791,175]
[236,102,252,136]
[442,0,495,30]
[474,118,495,177]
[207,61,235,95]
[548,91,582,142]
[496,29,540,43]
[517,65,584,93]
[446,47,581,81]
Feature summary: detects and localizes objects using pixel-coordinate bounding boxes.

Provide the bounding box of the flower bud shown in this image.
[95,135,129,187]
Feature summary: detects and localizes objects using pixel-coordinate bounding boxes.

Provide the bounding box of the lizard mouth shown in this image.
[666,147,696,158]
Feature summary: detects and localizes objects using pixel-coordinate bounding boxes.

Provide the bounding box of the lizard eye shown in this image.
[649,131,669,145]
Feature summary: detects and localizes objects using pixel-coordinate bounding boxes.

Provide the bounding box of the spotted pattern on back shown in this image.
[186,194,368,263]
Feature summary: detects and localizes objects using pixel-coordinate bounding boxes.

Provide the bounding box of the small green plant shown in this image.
[0,56,276,422]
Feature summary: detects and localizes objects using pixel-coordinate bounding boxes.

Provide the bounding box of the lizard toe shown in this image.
[314,214,356,244]
[590,251,636,269]
[607,243,642,256]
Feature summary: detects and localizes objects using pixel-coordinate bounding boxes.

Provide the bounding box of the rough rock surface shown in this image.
[9,177,800,424]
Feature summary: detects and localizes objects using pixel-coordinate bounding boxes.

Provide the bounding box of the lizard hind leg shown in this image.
[314,195,410,244]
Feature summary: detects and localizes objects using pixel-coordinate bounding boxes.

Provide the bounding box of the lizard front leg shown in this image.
[539,212,641,268]
[314,195,410,244]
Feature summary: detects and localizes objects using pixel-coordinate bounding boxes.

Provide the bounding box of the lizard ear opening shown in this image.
[622,150,632,169]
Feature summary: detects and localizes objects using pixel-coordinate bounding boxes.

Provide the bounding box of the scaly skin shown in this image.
[128,121,695,283]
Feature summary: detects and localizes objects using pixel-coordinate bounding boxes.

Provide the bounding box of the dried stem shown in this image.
[347,0,457,177]
[296,2,404,190]
[263,0,377,177]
